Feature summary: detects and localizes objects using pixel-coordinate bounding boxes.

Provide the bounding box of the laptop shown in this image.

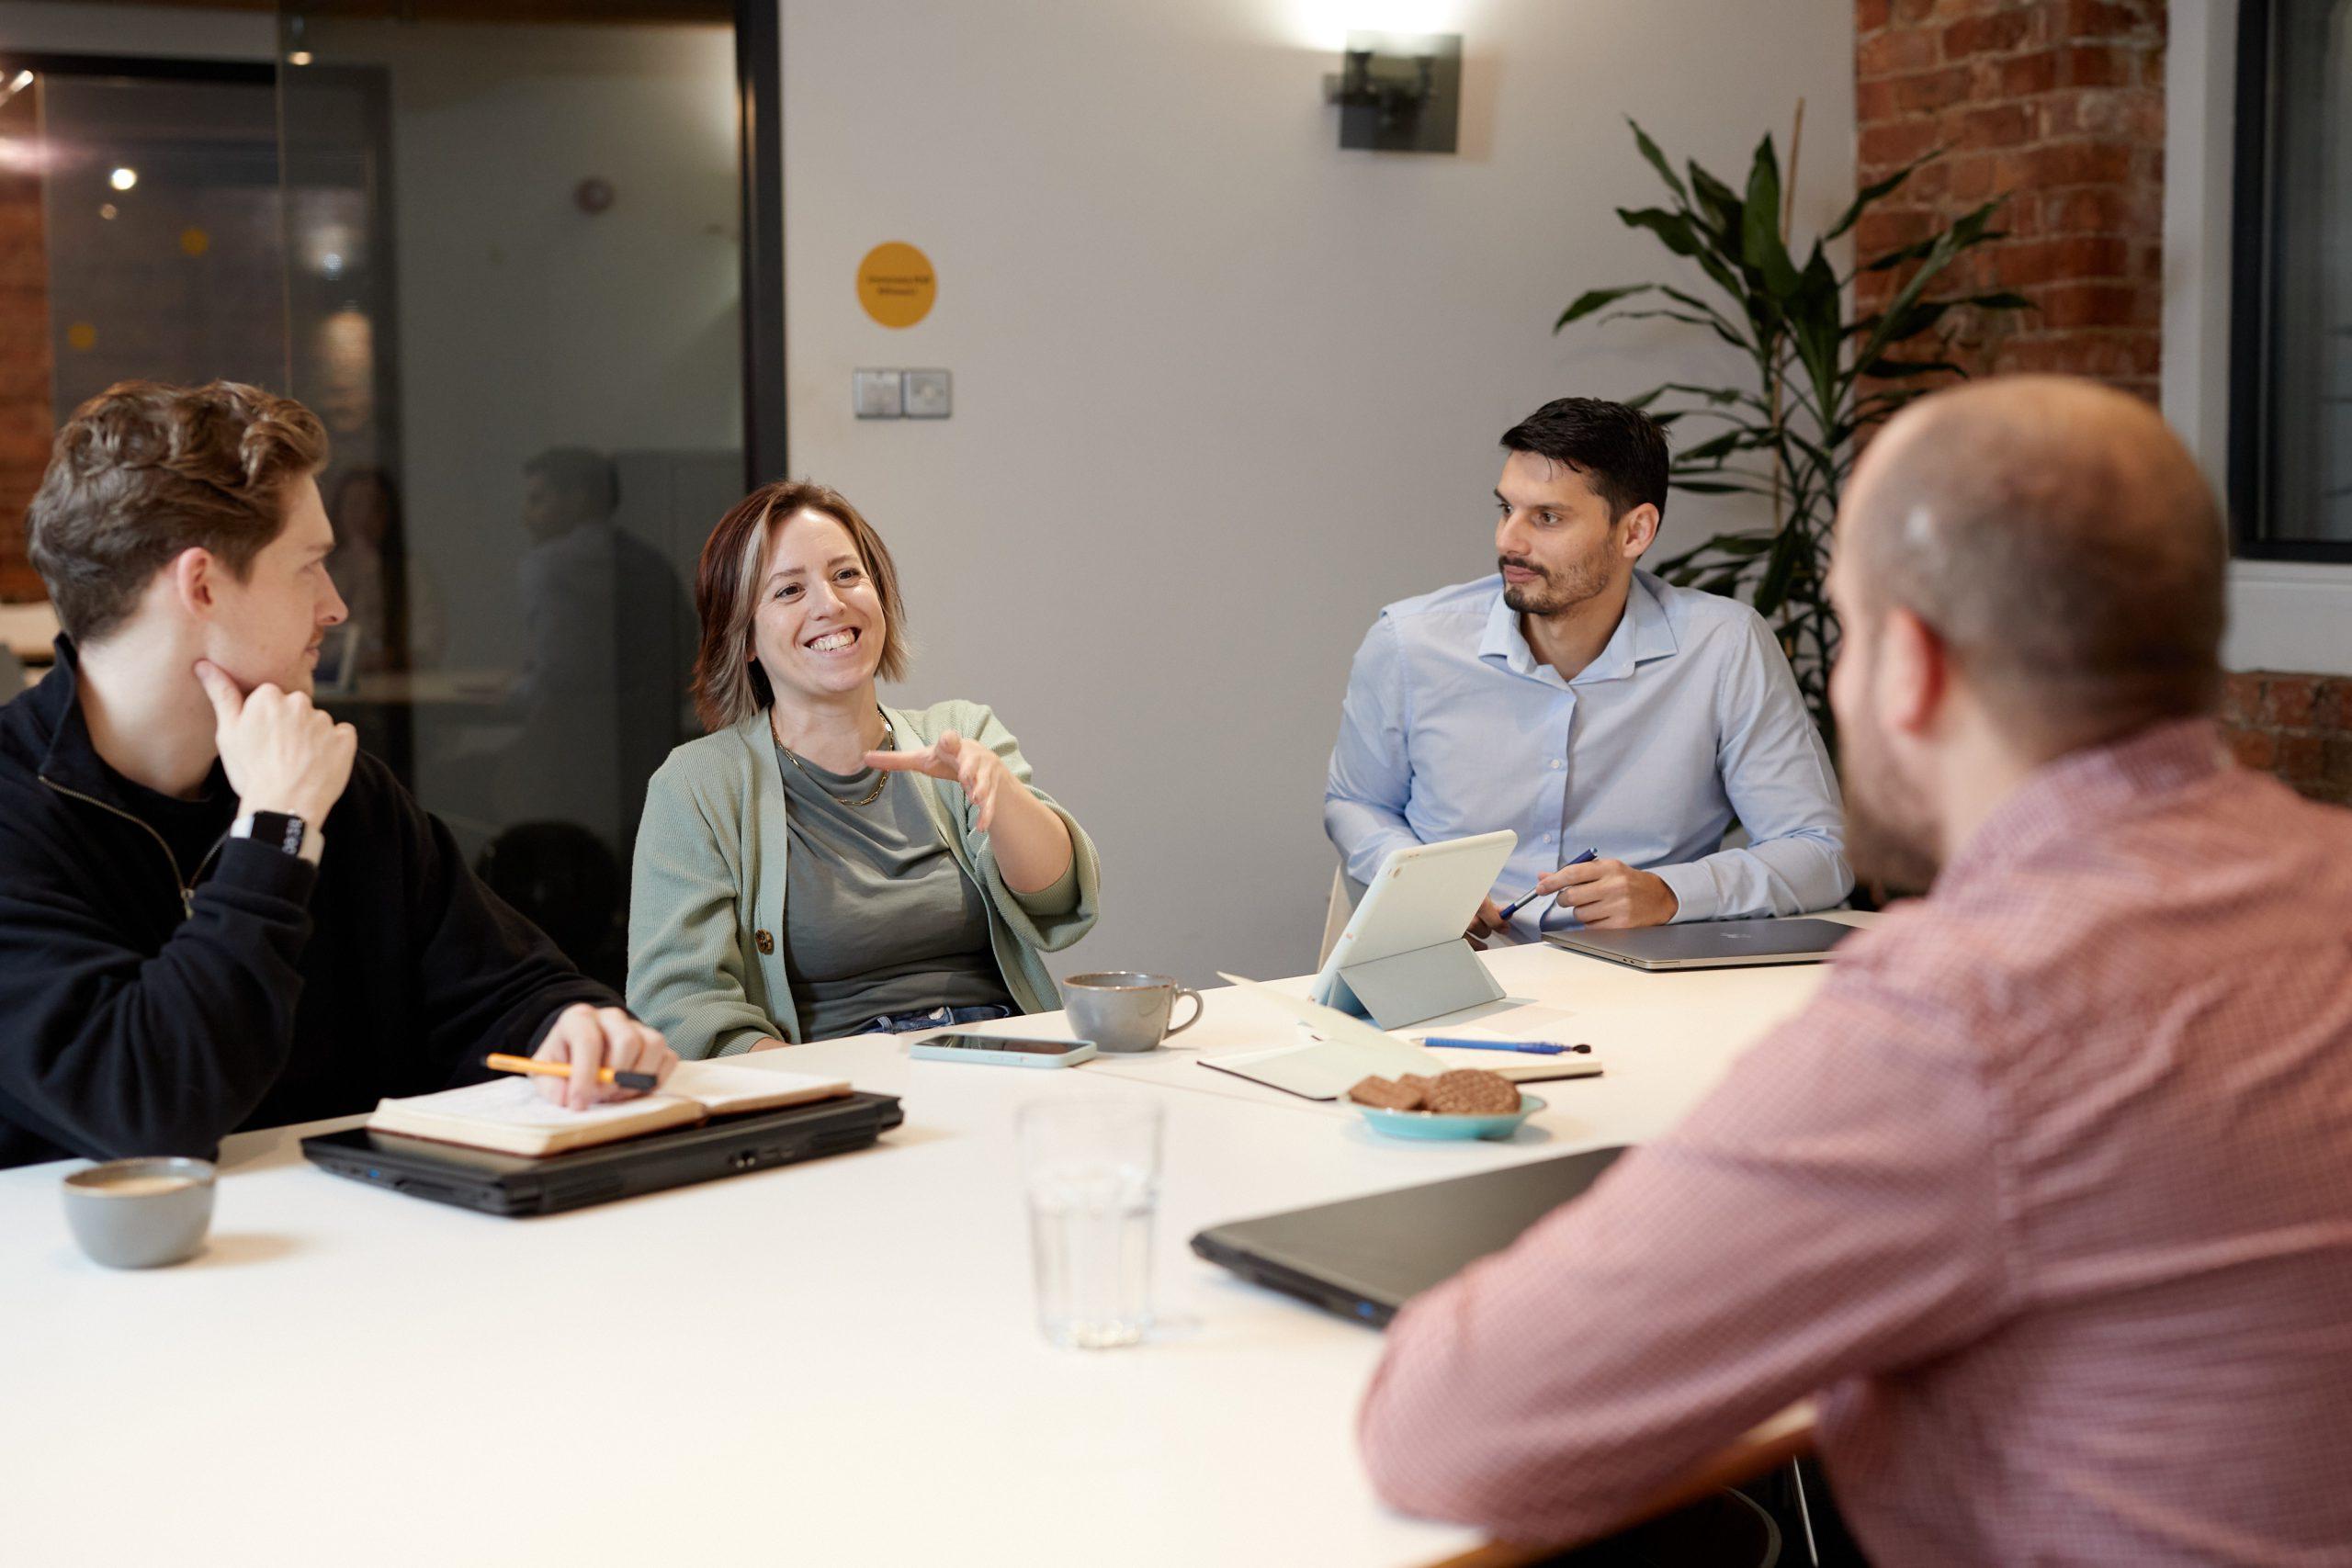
[301,1091,903,1216]
[1544,916,1855,971]
[1191,1145,1626,1326]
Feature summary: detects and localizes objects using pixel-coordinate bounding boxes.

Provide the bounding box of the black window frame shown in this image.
[2229,0,2352,563]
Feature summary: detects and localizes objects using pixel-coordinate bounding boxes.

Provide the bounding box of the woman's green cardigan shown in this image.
[627,701,1101,1058]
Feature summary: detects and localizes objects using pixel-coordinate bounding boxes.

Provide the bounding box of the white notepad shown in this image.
[1201,975,1602,1100]
[367,1060,853,1157]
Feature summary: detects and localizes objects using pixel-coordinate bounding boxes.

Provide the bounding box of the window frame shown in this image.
[2228,0,2352,563]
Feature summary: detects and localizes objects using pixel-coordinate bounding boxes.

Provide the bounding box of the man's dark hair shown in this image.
[1498,398,1670,523]
[525,446,620,520]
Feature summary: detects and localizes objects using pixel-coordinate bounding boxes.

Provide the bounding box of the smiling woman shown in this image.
[625,481,1102,1056]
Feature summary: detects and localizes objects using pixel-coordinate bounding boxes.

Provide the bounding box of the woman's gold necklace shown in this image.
[777,706,893,807]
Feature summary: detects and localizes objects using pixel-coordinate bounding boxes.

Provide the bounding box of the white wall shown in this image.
[2165,0,2352,677]
[782,0,1857,986]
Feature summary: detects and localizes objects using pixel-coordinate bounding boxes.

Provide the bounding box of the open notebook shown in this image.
[367,1060,854,1157]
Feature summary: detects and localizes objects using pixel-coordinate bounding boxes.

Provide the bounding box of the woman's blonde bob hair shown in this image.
[691,479,910,732]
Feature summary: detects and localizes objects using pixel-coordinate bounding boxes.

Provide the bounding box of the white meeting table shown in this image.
[1,920,1869,1567]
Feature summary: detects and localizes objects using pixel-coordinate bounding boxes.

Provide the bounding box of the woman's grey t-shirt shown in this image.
[774,743,1014,1037]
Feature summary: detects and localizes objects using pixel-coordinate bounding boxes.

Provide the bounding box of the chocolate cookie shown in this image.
[1426,1068,1521,1115]
[1347,1075,1427,1111]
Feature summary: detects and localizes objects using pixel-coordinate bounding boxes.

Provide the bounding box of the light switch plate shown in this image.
[853,369,902,419]
[903,368,952,419]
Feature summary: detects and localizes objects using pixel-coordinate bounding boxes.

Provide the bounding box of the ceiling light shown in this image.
[108,166,136,191]
[288,51,313,66]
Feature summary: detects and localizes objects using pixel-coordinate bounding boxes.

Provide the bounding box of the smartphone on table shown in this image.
[907,1033,1097,1068]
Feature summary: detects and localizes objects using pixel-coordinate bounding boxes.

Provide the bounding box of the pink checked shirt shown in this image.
[1360,722,2352,1564]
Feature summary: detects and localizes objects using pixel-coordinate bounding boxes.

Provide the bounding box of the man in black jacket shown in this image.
[0,379,675,1169]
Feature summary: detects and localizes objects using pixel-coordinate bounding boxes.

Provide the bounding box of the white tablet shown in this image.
[1309,831,1516,1012]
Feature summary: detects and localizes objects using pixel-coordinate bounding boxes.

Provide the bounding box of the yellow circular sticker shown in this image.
[65,321,96,352]
[857,242,935,329]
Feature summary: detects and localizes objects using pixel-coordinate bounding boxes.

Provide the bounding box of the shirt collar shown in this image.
[1936,718,2231,891]
[1478,570,1680,684]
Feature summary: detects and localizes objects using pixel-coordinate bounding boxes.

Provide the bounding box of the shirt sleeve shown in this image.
[1325,615,1427,887]
[0,834,320,1161]
[628,763,785,1057]
[1650,614,1851,921]
[955,705,1101,956]
[1357,954,2011,1546]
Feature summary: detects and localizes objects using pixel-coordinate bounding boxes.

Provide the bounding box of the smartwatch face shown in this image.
[246,812,306,854]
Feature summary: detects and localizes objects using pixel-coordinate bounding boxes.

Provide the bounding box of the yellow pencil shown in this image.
[485,1052,660,1092]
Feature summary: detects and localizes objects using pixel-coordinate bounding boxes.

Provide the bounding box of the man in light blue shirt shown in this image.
[1326,398,1850,937]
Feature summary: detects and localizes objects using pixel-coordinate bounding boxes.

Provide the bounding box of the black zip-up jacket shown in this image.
[0,642,616,1168]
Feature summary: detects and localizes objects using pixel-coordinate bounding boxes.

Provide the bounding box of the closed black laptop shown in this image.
[301,1090,903,1217]
[1192,1145,1626,1326]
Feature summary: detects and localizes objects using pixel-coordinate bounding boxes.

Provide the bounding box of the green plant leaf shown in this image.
[1688,162,1744,243]
[1555,285,1653,331]
[1627,118,1689,204]
[1678,429,1747,463]
[1822,150,1942,243]
[1600,307,1751,353]
[1861,355,1969,378]
[1740,135,1802,299]
[1753,528,1804,618]
[1953,289,2036,312]
[1671,479,1762,494]
[1617,206,1705,257]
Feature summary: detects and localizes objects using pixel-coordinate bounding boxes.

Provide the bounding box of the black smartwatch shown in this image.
[232,810,311,858]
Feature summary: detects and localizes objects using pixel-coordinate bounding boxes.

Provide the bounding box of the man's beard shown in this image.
[1838,710,1941,897]
[1499,547,1612,617]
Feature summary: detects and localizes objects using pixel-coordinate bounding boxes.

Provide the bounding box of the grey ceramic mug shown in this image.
[1063,971,1204,1055]
[62,1156,216,1269]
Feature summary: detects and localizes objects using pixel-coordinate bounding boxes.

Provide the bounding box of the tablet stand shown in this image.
[1330,941,1505,1031]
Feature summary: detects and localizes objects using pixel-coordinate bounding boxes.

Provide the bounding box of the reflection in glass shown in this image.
[277,7,745,975]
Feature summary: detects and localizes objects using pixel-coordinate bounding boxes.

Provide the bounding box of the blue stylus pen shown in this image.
[1495,847,1600,922]
[1417,1037,1589,1055]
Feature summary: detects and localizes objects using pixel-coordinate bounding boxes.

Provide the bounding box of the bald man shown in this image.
[1357,378,2352,1564]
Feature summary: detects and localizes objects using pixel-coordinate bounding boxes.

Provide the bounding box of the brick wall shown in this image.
[1856,0,2351,805]
[0,85,52,604]
[2222,675,2352,807]
[1854,0,2166,402]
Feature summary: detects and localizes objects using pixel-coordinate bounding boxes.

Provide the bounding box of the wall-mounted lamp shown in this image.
[1322,31,1460,153]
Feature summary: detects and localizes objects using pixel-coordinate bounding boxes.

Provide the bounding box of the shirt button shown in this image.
[754,930,775,955]
[1544,832,1555,842]
[1550,760,1563,770]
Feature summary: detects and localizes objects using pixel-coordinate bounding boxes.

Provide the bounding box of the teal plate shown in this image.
[1357,1093,1545,1142]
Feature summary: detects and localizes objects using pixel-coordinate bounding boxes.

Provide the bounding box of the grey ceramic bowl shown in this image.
[62,1156,217,1269]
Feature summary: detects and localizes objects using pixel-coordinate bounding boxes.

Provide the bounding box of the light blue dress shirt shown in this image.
[1325,570,1851,937]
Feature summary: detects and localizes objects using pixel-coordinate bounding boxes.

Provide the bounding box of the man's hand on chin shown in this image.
[1539,859,1679,930]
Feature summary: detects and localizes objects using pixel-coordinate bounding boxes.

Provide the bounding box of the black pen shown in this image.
[1496,847,1600,922]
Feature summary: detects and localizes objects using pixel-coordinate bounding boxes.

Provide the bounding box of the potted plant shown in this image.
[1558,115,2028,754]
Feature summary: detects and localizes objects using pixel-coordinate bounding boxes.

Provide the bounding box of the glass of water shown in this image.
[1018,1097,1163,1349]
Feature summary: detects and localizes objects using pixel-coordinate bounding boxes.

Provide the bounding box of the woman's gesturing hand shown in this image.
[865,728,1012,830]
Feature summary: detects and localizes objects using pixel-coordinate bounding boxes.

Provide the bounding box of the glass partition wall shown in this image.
[1,5,779,986]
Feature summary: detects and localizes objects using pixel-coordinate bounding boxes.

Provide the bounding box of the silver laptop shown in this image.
[1543,916,1854,971]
